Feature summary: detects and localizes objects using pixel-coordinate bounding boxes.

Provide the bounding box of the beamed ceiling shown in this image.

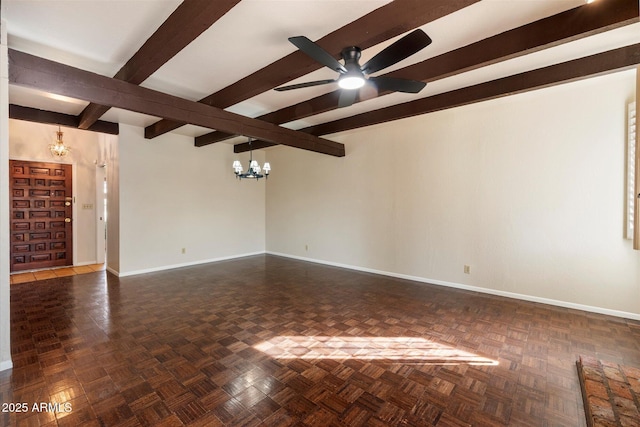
[4,0,640,157]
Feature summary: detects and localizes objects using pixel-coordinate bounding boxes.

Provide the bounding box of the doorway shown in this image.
[9,160,73,272]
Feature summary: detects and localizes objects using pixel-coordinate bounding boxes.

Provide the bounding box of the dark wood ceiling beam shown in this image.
[9,49,345,157]
[77,0,240,130]
[305,44,640,138]
[234,139,276,153]
[10,104,119,135]
[233,43,640,153]
[197,92,341,147]
[199,0,639,147]
[145,0,480,139]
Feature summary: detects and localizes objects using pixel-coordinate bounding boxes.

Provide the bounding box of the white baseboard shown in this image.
[117,252,265,278]
[74,260,98,267]
[266,251,640,321]
[106,266,120,276]
[0,359,12,372]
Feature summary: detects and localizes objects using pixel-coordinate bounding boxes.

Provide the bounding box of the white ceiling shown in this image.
[3,0,639,142]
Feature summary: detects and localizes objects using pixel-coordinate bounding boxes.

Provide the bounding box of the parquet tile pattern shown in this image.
[1,255,640,426]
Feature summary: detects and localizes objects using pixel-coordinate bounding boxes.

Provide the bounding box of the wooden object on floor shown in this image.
[577,355,640,426]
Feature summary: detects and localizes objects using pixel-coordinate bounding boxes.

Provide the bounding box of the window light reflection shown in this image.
[254,336,498,365]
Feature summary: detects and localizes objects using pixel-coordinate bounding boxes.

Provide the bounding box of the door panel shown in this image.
[10,160,73,272]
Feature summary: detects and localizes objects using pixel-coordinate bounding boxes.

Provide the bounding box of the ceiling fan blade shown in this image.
[274,79,336,91]
[288,36,347,73]
[361,29,432,75]
[369,76,426,94]
[338,89,358,108]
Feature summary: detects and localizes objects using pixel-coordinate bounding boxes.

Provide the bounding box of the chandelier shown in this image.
[49,126,71,157]
[232,139,271,180]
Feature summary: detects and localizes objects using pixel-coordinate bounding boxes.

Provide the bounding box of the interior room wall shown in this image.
[8,120,111,266]
[96,130,119,275]
[116,124,266,276]
[266,69,640,318]
[0,18,12,371]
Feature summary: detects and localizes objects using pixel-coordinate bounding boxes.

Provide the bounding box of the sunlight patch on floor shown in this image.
[255,336,499,365]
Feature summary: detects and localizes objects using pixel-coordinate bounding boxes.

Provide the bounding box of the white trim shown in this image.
[95,165,106,264]
[74,260,99,267]
[1,19,11,374]
[71,162,77,266]
[0,359,12,372]
[266,251,640,321]
[626,101,636,240]
[117,251,265,278]
[106,266,120,276]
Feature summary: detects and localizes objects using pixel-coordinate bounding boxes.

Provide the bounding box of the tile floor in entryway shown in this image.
[9,264,105,284]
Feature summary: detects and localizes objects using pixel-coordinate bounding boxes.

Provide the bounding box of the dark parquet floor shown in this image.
[1,255,640,426]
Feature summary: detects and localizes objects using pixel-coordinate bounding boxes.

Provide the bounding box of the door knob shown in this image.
[64,218,71,223]
[65,201,71,206]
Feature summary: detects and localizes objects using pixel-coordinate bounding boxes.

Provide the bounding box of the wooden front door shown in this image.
[10,160,73,272]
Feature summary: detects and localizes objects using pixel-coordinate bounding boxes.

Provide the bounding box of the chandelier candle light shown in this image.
[49,126,71,157]
[232,139,271,180]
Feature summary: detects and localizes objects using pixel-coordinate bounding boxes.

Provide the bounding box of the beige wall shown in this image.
[102,131,120,275]
[1,18,12,371]
[117,124,266,275]
[266,69,640,318]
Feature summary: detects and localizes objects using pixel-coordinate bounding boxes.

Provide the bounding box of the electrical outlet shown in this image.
[464,265,470,274]
[305,244,308,251]
[181,248,186,254]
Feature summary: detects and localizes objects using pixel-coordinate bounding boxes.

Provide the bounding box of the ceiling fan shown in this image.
[274,29,432,108]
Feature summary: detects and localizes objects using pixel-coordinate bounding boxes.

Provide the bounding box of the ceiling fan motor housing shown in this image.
[339,47,365,89]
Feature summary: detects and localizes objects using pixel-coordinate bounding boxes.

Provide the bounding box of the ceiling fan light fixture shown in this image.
[338,75,365,90]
